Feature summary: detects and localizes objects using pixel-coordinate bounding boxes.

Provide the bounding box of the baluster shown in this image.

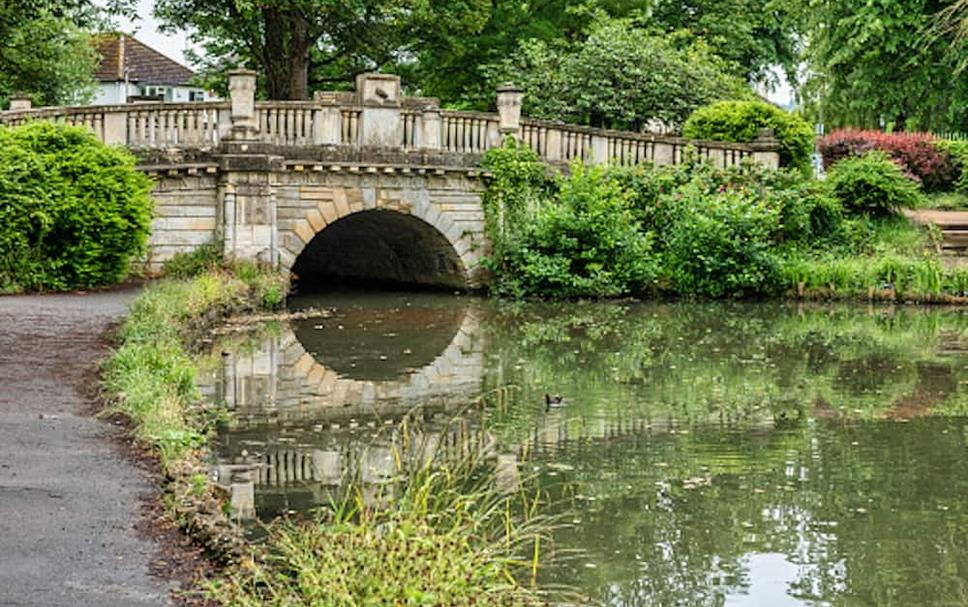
[293,109,303,144]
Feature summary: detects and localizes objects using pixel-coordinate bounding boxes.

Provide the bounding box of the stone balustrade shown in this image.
[0,72,780,170]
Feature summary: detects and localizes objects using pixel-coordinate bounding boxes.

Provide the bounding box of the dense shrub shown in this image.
[488,164,657,298]
[818,129,958,192]
[663,182,782,298]
[936,139,968,194]
[682,100,815,174]
[825,152,924,217]
[0,122,153,292]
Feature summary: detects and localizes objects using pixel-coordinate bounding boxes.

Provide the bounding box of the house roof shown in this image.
[93,33,195,86]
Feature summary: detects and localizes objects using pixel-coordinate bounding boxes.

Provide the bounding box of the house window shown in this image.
[188,90,206,102]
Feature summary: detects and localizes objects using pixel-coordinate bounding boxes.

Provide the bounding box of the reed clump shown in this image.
[208,414,562,606]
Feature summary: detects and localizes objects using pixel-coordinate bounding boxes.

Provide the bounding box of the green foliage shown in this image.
[664,184,781,298]
[490,20,749,130]
[162,242,223,279]
[154,0,490,99]
[936,139,968,194]
[480,138,551,260]
[486,162,658,298]
[0,14,97,108]
[825,152,924,218]
[796,0,968,131]
[0,122,153,292]
[209,417,551,606]
[683,100,814,173]
[102,266,288,467]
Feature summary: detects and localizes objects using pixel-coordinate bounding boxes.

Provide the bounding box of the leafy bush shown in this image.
[825,152,924,217]
[682,100,815,174]
[936,139,968,194]
[818,129,958,192]
[663,183,782,298]
[0,122,153,292]
[162,243,223,279]
[489,164,657,298]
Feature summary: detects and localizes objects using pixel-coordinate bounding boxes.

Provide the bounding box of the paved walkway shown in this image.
[905,208,968,227]
[0,288,171,607]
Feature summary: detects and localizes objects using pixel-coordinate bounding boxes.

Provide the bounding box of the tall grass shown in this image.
[102,264,287,467]
[208,413,564,606]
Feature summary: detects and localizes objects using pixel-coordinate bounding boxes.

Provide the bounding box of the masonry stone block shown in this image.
[305,209,326,232]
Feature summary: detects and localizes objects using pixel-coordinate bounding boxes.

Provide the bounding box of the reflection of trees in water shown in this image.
[482,303,968,441]
[205,302,968,606]
[538,418,967,607]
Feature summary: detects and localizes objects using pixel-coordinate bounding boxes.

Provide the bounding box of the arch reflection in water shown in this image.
[206,294,492,521]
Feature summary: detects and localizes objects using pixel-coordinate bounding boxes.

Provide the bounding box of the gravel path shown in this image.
[0,287,172,607]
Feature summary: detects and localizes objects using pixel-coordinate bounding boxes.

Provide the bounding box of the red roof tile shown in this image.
[93,33,195,86]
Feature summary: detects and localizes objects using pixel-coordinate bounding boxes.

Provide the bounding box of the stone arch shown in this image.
[279,185,483,289]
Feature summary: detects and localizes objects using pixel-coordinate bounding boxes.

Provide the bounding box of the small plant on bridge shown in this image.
[0,121,153,292]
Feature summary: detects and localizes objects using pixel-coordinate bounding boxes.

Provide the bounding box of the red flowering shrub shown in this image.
[818,129,958,192]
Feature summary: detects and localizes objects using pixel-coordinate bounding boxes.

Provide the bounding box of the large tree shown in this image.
[490,20,750,130]
[798,0,968,132]
[154,0,491,100]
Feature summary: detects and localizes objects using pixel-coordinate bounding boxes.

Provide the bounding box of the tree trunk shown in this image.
[263,7,290,99]
[288,13,311,100]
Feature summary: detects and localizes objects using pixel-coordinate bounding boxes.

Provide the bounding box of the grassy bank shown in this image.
[102,264,553,605]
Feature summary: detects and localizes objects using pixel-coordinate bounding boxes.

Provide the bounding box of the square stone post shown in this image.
[544,127,563,162]
[496,83,523,139]
[8,94,31,111]
[752,128,781,170]
[356,73,402,147]
[227,69,259,141]
[102,110,128,146]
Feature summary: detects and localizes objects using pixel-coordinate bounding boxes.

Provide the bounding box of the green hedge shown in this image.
[0,121,153,292]
[825,152,924,217]
[683,100,814,174]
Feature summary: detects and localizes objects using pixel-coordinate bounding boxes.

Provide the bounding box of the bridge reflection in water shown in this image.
[203,295,494,521]
[203,295,679,522]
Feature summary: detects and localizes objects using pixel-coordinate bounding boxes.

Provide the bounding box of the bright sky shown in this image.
[111,0,796,106]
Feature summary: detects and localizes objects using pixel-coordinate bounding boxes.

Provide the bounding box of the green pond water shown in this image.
[203,291,968,606]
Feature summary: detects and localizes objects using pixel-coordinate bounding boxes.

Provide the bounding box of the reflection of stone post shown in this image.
[9,94,32,111]
[227,69,259,140]
[496,83,523,139]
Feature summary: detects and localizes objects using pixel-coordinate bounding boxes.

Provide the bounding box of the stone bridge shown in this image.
[1,71,781,289]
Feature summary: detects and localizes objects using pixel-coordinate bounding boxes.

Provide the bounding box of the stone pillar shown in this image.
[752,128,781,170]
[496,83,523,138]
[227,69,259,140]
[102,110,128,146]
[356,73,402,147]
[653,140,674,165]
[8,95,31,111]
[218,152,283,267]
[314,106,342,145]
[421,104,442,150]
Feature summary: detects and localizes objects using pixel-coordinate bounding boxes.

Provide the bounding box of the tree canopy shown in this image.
[798,0,968,132]
[0,0,135,108]
[153,0,492,100]
[489,20,749,130]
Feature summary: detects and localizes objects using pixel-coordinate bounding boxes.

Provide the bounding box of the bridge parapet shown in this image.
[0,72,779,170]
